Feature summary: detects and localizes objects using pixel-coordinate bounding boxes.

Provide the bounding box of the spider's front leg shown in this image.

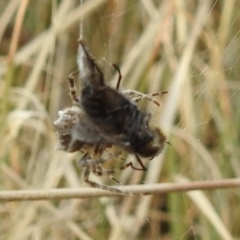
[122,89,162,106]
[68,71,80,104]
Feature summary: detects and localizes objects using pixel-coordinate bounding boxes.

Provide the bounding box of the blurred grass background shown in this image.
[0,0,240,239]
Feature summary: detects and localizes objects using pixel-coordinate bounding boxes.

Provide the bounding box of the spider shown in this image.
[54,39,167,195]
[54,105,163,195]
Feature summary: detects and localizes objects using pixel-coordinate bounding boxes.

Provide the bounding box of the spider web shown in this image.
[76,0,240,239]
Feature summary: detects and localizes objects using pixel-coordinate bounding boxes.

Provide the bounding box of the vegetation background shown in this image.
[0,0,240,239]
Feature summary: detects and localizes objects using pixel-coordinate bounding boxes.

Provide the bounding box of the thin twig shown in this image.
[0,178,239,201]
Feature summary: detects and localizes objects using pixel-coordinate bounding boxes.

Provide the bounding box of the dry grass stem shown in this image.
[0,178,239,201]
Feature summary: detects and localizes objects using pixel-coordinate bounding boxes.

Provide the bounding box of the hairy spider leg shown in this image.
[84,152,121,183]
[94,165,120,184]
[132,93,160,106]
[100,149,145,172]
[80,147,121,182]
[82,166,134,195]
[122,89,168,106]
[91,155,148,183]
[68,71,80,104]
[80,152,134,195]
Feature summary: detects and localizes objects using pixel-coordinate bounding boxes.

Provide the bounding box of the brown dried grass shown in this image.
[0,1,240,239]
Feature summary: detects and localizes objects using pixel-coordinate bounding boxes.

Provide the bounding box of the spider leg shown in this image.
[123,89,167,98]
[93,165,120,184]
[134,154,147,171]
[104,149,147,171]
[112,64,122,90]
[90,155,147,186]
[79,151,130,194]
[122,90,168,107]
[132,96,160,106]
[82,165,131,195]
[95,165,115,176]
[100,152,147,171]
[68,71,80,104]
[91,153,121,181]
